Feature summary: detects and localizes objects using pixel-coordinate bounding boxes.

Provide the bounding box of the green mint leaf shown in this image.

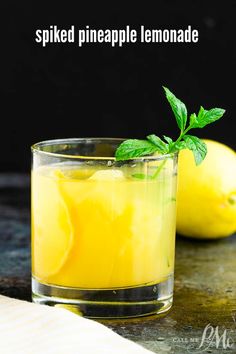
[147,134,168,153]
[202,107,225,126]
[183,135,207,165]
[131,173,152,180]
[197,106,205,120]
[131,173,146,179]
[174,140,187,151]
[115,139,158,161]
[163,86,188,132]
[191,106,225,128]
[163,135,173,144]
[190,113,197,126]
[163,135,175,152]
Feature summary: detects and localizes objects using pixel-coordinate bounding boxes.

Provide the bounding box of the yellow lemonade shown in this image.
[32,164,176,289]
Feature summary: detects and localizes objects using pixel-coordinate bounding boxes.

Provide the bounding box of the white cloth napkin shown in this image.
[0,295,153,354]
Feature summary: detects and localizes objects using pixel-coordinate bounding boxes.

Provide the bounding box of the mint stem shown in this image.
[151,125,192,179]
[151,159,167,179]
[169,125,192,153]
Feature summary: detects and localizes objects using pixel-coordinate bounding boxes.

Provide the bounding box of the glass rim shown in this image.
[31,137,177,161]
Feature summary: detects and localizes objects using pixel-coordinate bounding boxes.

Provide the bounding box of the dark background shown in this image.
[1,1,235,172]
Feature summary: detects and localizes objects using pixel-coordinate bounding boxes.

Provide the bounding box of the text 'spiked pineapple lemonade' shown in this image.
[31,87,225,318]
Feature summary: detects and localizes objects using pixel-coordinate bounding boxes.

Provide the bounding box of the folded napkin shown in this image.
[0,295,153,354]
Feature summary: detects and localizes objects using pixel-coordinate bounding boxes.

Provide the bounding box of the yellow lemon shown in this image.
[176,139,236,239]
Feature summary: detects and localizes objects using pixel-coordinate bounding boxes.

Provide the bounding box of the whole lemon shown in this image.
[176,139,236,239]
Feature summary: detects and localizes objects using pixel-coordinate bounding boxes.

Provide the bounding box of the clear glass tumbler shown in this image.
[31,138,178,318]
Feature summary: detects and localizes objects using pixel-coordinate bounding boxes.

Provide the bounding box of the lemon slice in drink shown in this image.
[32,169,74,280]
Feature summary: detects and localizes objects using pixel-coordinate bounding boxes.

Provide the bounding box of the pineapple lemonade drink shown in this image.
[32,138,177,318]
[31,87,225,318]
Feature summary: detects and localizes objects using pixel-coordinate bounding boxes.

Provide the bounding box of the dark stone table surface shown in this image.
[0,173,236,353]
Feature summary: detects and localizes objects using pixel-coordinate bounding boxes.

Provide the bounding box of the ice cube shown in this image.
[89,169,125,181]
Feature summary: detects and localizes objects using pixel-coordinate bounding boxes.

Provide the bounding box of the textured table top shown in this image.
[0,173,235,353]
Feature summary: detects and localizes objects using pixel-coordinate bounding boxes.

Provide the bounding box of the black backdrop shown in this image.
[1,1,236,171]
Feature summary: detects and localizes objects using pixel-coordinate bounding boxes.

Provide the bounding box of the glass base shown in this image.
[32,275,173,319]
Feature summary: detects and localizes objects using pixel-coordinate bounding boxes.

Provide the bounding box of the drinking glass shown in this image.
[31,138,177,318]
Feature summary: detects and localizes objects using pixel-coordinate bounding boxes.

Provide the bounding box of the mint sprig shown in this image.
[115,86,225,166]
